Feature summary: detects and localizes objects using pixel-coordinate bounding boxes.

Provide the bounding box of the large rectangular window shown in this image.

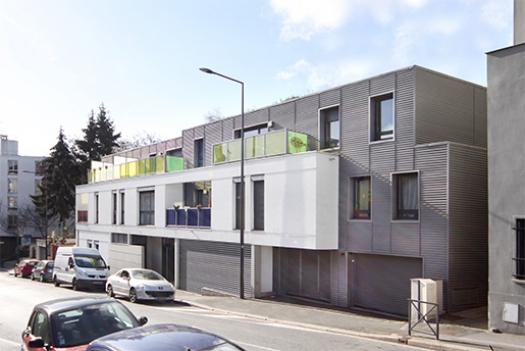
[393,172,419,220]
[370,93,394,142]
[515,219,525,280]
[8,160,18,175]
[253,180,264,230]
[352,177,371,219]
[8,178,18,193]
[140,191,155,225]
[320,106,340,149]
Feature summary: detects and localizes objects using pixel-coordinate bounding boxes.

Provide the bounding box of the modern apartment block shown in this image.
[76,65,487,317]
[0,135,45,260]
[486,0,525,335]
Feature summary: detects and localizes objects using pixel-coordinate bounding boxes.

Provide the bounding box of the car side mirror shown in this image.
[69,263,74,269]
[138,316,148,326]
[28,337,46,348]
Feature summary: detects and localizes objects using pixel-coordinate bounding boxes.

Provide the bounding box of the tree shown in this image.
[32,128,82,236]
[116,130,162,152]
[75,103,121,182]
[204,107,223,123]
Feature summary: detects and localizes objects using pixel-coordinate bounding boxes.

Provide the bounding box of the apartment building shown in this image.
[76,65,487,317]
[486,0,525,335]
[0,135,45,260]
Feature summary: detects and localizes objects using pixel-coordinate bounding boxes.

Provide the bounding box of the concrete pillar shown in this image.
[515,0,525,45]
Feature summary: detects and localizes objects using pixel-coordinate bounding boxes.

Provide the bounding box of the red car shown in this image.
[14,259,40,278]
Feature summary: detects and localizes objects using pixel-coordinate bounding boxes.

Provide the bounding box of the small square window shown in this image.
[351,177,371,219]
[370,93,394,142]
[393,172,419,220]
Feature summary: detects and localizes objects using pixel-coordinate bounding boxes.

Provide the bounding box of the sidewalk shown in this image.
[2,261,523,351]
[174,290,525,351]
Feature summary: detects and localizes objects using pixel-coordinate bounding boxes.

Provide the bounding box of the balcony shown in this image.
[87,130,317,183]
[166,207,211,228]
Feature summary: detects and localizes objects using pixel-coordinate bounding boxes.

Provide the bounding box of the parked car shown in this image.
[14,259,39,278]
[106,268,175,303]
[31,260,54,282]
[86,323,245,351]
[53,247,109,291]
[21,297,148,351]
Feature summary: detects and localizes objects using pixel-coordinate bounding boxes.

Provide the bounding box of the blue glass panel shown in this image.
[199,208,211,227]
[176,209,187,226]
[187,209,199,226]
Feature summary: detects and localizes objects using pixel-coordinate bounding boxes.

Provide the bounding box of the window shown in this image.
[8,214,17,230]
[35,179,42,195]
[320,106,340,149]
[235,182,243,230]
[194,139,204,168]
[120,192,125,224]
[8,160,18,174]
[8,178,18,193]
[139,191,155,225]
[253,180,264,230]
[235,123,269,139]
[112,193,117,225]
[111,233,128,244]
[87,240,93,248]
[30,311,51,345]
[94,240,99,250]
[370,93,394,142]
[8,196,18,210]
[77,210,88,222]
[95,193,99,224]
[352,177,371,219]
[166,148,182,157]
[515,219,525,280]
[393,172,419,220]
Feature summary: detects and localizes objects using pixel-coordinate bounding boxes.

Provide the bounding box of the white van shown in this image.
[53,247,109,291]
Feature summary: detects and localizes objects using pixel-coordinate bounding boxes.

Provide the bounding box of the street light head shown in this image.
[199,67,214,74]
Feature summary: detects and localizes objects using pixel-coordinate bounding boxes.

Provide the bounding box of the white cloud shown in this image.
[480,0,511,30]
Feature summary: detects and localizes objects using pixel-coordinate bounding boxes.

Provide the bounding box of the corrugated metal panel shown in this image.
[269,102,296,130]
[179,240,253,297]
[330,251,347,307]
[395,69,416,171]
[320,89,339,108]
[295,96,319,137]
[370,72,396,96]
[448,143,488,311]
[204,123,222,167]
[182,129,195,168]
[221,118,235,141]
[353,253,422,316]
[245,108,269,128]
[474,86,487,148]
[415,67,484,147]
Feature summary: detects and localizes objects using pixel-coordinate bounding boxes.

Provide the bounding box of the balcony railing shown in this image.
[213,129,318,164]
[87,130,317,183]
[166,207,211,228]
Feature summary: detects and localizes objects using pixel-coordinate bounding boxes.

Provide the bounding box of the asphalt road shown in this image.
[0,270,428,351]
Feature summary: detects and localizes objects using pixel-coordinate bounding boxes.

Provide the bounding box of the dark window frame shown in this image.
[393,172,419,220]
[515,218,525,280]
[139,190,155,225]
[319,105,340,149]
[370,92,394,142]
[351,176,371,220]
[253,179,264,231]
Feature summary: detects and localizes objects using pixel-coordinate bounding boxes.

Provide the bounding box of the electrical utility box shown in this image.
[410,278,443,321]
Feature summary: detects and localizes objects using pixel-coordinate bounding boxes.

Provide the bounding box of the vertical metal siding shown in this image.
[179,240,253,297]
[330,251,348,307]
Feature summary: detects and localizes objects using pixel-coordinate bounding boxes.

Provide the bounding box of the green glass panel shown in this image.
[138,160,146,175]
[156,156,164,173]
[129,161,138,177]
[166,156,184,172]
[213,143,228,164]
[228,140,241,161]
[246,135,265,159]
[288,131,308,154]
[266,130,286,155]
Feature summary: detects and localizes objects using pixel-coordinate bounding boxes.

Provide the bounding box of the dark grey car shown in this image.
[31,260,54,282]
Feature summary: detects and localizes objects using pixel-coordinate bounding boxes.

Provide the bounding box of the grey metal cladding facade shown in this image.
[182,129,195,168]
[331,251,348,307]
[295,95,319,137]
[447,143,487,310]
[269,101,296,131]
[473,86,487,148]
[245,108,269,128]
[395,69,416,171]
[320,89,340,108]
[414,67,486,147]
[204,122,223,167]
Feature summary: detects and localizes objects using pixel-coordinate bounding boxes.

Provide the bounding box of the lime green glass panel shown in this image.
[138,160,146,175]
[266,130,286,155]
[228,140,241,161]
[120,163,129,178]
[129,161,138,177]
[246,135,265,159]
[166,156,184,172]
[213,143,228,164]
[155,156,164,173]
[288,131,308,154]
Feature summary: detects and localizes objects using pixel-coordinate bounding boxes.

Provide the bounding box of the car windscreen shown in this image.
[131,270,163,280]
[74,256,107,268]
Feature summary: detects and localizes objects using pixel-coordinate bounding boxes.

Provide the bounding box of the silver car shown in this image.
[106,268,175,303]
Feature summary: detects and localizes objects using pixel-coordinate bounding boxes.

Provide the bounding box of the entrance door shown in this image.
[162,238,174,283]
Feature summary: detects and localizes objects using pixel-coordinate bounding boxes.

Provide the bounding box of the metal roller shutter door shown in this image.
[180,240,252,297]
[354,254,422,316]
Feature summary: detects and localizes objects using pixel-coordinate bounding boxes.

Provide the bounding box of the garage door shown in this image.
[352,254,422,316]
[180,240,252,297]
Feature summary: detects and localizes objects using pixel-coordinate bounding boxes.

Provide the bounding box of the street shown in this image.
[0,270,427,351]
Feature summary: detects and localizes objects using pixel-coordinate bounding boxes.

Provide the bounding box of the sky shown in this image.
[0,0,514,157]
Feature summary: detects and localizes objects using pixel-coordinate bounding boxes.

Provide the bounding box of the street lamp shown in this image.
[200,67,245,299]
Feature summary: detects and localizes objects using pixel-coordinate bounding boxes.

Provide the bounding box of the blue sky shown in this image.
[0,0,514,157]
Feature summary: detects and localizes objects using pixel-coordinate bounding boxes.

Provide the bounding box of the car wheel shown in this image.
[107,285,115,298]
[53,276,60,287]
[129,288,137,303]
[31,273,35,281]
[72,279,78,291]
[13,271,17,277]
[39,274,45,283]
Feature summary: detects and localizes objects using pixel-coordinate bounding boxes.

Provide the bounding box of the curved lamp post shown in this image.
[199,67,245,299]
